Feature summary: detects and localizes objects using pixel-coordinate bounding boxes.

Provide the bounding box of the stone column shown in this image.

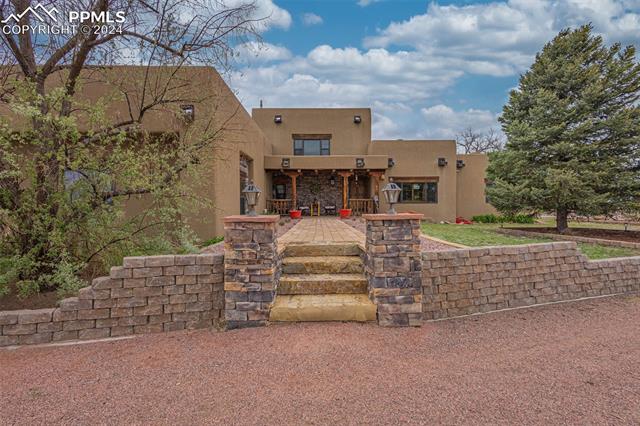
[363,213,423,327]
[223,215,280,329]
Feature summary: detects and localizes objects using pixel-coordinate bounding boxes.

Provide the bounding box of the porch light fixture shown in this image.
[274,114,282,124]
[456,159,466,169]
[354,115,362,124]
[356,158,365,168]
[242,181,261,217]
[330,176,336,186]
[180,104,195,122]
[438,157,448,167]
[388,158,395,168]
[382,178,402,215]
[281,158,290,168]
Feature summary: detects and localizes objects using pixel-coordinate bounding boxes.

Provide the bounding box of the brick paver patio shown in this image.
[279,217,365,246]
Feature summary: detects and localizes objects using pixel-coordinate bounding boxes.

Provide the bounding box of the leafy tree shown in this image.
[487,25,640,233]
[0,0,263,296]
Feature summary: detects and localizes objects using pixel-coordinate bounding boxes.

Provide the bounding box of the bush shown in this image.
[472,214,535,224]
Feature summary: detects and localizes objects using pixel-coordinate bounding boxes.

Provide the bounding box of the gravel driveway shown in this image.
[2,296,639,425]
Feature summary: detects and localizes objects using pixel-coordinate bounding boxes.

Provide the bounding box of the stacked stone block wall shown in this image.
[422,242,640,320]
[224,216,280,329]
[0,253,224,347]
[364,214,423,327]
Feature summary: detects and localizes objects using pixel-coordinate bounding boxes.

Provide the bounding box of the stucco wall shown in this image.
[422,242,640,320]
[455,154,497,219]
[0,254,224,347]
[252,108,372,156]
[370,140,458,222]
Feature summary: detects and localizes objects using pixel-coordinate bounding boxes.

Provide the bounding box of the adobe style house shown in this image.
[3,66,495,239]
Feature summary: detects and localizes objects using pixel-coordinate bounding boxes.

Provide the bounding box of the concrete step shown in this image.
[279,274,367,295]
[283,242,362,257]
[282,256,363,274]
[270,294,376,322]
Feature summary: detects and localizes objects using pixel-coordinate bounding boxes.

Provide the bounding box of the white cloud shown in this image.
[222,0,292,31]
[226,0,640,139]
[302,12,323,26]
[234,42,292,63]
[357,0,383,6]
[420,105,501,139]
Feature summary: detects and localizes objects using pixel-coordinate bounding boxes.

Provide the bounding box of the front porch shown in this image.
[266,169,383,216]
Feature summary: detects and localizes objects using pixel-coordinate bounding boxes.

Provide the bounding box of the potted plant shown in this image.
[339,208,352,219]
[289,209,301,219]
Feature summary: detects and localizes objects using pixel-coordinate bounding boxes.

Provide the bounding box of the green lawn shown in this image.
[421,222,640,260]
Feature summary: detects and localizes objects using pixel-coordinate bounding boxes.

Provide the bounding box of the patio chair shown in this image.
[324,203,337,216]
[299,205,310,216]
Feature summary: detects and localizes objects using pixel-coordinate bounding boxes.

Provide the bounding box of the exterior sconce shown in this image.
[242,181,261,217]
[274,114,282,124]
[388,158,395,168]
[438,157,448,167]
[382,178,402,215]
[456,159,465,169]
[180,104,195,122]
[281,158,290,168]
[330,176,336,186]
[354,115,362,124]
[356,158,365,168]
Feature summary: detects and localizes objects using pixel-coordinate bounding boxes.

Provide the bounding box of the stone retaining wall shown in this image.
[422,242,640,320]
[0,253,224,347]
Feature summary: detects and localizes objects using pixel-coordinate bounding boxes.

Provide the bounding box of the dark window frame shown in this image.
[293,138,330,156]
[398,181,438,204]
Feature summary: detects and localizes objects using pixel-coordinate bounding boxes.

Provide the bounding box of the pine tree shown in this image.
[487,24,640,233]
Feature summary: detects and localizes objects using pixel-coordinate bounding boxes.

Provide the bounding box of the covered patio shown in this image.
[266,169,384,216]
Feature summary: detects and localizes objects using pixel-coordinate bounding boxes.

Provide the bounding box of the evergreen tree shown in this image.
[487,25,640,232]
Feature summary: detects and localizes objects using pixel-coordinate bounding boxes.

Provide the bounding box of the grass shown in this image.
[201,236,224,247]
[421,222,640,260]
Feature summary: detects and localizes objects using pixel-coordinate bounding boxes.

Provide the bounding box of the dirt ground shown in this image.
[511,226,640,243]
[2,295,639,425]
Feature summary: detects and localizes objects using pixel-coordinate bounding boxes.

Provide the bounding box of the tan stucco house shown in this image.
[3,66,496,239]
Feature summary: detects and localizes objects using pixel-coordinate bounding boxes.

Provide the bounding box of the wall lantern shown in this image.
[456,159,465,169]
[242,181,261,217]
[382,178,402,215]
[330,176,336,186]
[438,157,448,167]
[356,158,365,168]
[281,158,290,168]
[274,114,282,124]
[388,158,395,168]
[354,115,362,124]
[180,104,195,122]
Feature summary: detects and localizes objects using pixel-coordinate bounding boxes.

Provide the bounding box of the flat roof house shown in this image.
[4,66,496,239]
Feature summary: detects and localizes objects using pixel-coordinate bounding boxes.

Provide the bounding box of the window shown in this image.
[293,139,330,156]
[274,184,287,199]
[399,182,438,203]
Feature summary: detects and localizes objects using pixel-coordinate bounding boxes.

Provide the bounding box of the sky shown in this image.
[225,0,640,140]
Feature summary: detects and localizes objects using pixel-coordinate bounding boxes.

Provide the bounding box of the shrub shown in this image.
[201,236,224,247]
[472,214,535,224]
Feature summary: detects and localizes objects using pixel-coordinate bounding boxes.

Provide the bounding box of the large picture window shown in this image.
[399,182,438,203]
[293,139,330,156]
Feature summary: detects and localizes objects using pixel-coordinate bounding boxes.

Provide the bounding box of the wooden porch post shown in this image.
[284,171,300,210]
[338,171,352,209]
[369,171,383,196]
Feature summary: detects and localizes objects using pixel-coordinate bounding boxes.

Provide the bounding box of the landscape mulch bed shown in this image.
[509,227,639,243]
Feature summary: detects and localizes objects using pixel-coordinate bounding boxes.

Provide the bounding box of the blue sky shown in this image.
[226,0,640,139]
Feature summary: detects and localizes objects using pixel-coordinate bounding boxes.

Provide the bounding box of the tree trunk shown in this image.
[556,208,569,234]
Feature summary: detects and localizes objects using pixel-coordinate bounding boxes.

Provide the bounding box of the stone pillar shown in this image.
[363,213,423,327]
[223,215,280,329]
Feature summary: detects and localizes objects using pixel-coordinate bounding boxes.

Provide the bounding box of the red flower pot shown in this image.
[289,210,301,219]
[339,208,352,219]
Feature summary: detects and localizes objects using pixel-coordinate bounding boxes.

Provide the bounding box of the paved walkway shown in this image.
[2,296,639,424]
[279,217,365,245]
